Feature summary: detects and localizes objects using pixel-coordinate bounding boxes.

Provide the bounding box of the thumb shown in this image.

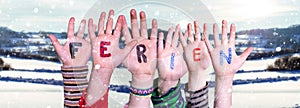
[48,34,62,53]
[239,47,253,62]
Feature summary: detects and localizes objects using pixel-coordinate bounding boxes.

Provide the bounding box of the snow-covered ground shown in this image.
[0,56,300,107]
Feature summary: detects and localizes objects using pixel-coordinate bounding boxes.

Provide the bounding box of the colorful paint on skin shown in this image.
[100,41,111,57]
[69,42,82,59]
[136,44,147,63]
[220,48,232,65]
[170,52,175,70]
[193,48,201,62]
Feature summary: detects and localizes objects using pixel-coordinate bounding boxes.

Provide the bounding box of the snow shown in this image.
[0,56,61,70]
[0,71,62,80]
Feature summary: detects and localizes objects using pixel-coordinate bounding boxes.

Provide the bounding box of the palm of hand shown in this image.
[158,44,187,81]
[123,39,157,75]
[91,34,119,69]
[204,21,253,76]
[209,46,242,76]
[183,41,211,72]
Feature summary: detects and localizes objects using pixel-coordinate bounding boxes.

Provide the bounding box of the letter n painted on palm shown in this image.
[220,48,232,65]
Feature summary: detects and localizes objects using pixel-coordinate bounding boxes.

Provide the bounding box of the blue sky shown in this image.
[0,0,300,32]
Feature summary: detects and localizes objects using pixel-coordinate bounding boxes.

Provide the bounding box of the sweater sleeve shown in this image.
[61,65,89,108]
[185,82,209,108]
[151,80,186,108]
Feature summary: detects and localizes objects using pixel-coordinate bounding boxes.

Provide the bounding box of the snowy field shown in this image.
[0,56,300,107]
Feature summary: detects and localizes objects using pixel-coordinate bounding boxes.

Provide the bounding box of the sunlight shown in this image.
[237,0,276,19]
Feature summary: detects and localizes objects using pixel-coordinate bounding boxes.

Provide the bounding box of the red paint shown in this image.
[100,41,111,57]
[193,48,201,61]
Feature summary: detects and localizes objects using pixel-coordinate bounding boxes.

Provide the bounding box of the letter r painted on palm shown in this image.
[136,44,147,63]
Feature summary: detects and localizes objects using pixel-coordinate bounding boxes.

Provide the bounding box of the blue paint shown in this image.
[170,52,175,70]
[220,48,232,65]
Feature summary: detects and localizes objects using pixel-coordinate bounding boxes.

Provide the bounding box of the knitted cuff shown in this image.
[185,82,209,108]
[151,80,186,108]
[62,65,89,108]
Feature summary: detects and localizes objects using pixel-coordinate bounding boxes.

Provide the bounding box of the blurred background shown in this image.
[0,0,299,107]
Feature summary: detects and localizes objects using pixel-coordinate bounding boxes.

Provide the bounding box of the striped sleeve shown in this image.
[61,65,89,108]
[185,82,209,108]
[151,80,186,108]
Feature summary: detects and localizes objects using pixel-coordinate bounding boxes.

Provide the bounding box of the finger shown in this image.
[213,23,220,47]
[177,43,183,53]
[229,24,236,46]
[67,17,75,38]
[171,24,180,47]
[88,18,97,40]
[121,15,132,43]
[85,24,95,43]
[221,20,228,44]
[179,29,187,47]
[140,11,148,38]
[158,32,164,53]
[201,23,208,41]
[49,34,62,52]
[121,40,138,58]
[77,19,86,38]
[203,23,213,52]
[85,34,91,43]
[187,23,194,43]
[240,47,253,62]
[150,19,158,40]
[98,12,106,35]
[113,15,122,38]
[166,26,174,46]
[105,9,114,34]
[194,21,201,42]
[130,9,140,39]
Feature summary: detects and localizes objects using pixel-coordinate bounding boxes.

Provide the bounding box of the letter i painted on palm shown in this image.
[193,48,201,62]
[220,48,232,65]
[170,52,175,70]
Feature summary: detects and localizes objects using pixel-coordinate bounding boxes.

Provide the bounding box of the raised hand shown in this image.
[88,10,137,70]
[121,9,158,88]
[122,9,157,108]
[84,10,138,106]
[203,20,253,108]
[203,20,252,76]
[157,24,187,94]
[49,17,91,67]
[180,21,211,91]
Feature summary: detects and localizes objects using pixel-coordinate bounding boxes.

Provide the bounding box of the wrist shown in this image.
[188,71,207,91]
[131,75,154,89]
[215,76,233,97]
[157,78,178,95]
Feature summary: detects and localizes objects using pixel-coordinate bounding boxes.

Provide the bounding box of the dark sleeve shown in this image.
[185,82,209,108]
